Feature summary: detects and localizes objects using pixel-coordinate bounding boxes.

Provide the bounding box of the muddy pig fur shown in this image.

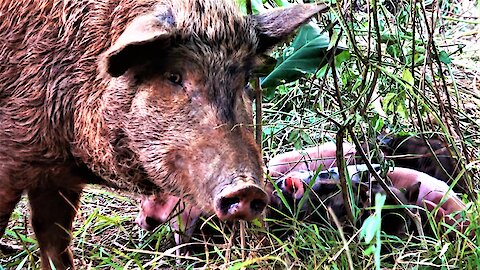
[0,0,327,268]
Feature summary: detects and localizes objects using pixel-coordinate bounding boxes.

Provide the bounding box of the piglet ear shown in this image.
[103,7,176,77]
[251,4,329,53]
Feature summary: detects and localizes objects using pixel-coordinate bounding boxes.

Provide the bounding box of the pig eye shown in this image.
[165,72,182,85]
[244,75,255,100]
[244,82,255,101]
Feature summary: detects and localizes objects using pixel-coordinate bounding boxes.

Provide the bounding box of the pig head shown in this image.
[96,1,327,221]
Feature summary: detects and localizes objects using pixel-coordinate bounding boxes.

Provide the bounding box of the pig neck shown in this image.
[68,0,160,191]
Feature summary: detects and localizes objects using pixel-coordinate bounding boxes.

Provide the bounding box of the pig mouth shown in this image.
[212,176,269,221]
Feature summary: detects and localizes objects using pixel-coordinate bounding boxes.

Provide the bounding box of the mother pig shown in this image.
[0,0,325,268]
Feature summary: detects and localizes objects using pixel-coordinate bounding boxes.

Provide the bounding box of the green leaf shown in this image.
[374,193,386,211]
[360,215,380,244]
[261,22,334,88]
[402,69,414,91]
[335,50,351,65]
[382,92,397,113]
[273,0,290,7]
[236,0,264,14]
[438,50,452,64]
[251,218,263,228]
[372,116,384,132]
[364,245,376,255]
[288,129,299,142]
[386,43,402,58]
[397,101,409,119]
[300,130,314,145]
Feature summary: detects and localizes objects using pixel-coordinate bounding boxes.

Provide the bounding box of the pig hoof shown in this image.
[215,184,269,221]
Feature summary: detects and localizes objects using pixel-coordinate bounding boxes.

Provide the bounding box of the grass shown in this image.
[1,187,479,269]
[2,0,480,269]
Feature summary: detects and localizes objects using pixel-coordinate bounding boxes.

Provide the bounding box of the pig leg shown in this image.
[0,187,23,238]
[28,185,82,270]
[0,186,23,253]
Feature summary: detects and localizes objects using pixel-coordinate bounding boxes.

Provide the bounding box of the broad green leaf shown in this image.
[372,116,384,132]
[261,22,334,88]
[439,50,452,64]
[336,50,351,65]
[397,101,409,119]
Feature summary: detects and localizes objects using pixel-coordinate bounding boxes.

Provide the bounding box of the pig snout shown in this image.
[214,182,269,221]
[135,194,180,231]
[135,215,161,231]
[281,174,306,200]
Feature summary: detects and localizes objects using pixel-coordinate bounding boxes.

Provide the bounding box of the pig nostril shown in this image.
[219,197,240,214]
[251,199,267,213]
[145,216,159,228]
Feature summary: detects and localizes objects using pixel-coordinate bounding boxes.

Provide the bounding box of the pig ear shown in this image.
[103,7,176,77]
[251,4,329,53]
[404,182,421,204]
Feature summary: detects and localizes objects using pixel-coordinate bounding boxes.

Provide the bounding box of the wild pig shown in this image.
[134,141,356,233]
[0,0,326,268]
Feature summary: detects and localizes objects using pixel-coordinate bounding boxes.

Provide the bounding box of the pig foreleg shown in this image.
[0,184,23,254]
[27,184,83,270]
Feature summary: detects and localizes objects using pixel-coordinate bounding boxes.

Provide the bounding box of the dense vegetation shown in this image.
[1,0,479,269]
